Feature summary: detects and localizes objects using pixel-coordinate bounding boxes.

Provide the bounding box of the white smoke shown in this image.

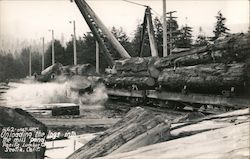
[3,78,108,109]
[79,84,108,105]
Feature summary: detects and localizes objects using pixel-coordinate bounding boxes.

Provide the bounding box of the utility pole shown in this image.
[41,37,45,71]
[166,11,177,55]
[249,0,250,33]
[163,0,168,57]
[96,41,100,74]
[49,29,55,65]
[29,47,31,77]
[70,20,77,65]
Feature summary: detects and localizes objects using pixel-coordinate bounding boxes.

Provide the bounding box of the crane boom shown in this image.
[74,0,131,66]
[139,7,158,57]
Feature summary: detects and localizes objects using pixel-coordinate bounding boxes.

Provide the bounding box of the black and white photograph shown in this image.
[0,0,249,158]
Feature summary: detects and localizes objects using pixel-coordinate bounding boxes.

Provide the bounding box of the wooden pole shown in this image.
[96,41,100,74]
[74,0,114,66]
[163,0,168,57]
[42,37,45,71]
[51,30,55,65]
[79,0,131,58]
[139,11,147,57]
[146,7,158,57]
[249,0,250,33]
[29,48,31,77]
[73,20,77,65]
[167,11,177,55]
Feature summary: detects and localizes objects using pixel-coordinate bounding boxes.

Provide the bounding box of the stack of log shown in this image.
[67,107,171,159]
[106,33,250,94]
[104,57,159,88]
[98,108,250,159]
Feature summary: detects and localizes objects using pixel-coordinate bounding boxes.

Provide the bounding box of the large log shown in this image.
[36,63,63,82]
[61,64,96,76]
[98,109,250,159]
[104,76,155,88]
[154,33,250,69]
[158,62,249,94]
[67,107,170,159]
[41,63,62,76]
[110,122,171,155]
[113,33,250,74]
[115,57,160,78]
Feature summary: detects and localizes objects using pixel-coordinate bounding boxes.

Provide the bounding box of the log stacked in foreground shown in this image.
[98,109,250,159]
[67,107,170,159]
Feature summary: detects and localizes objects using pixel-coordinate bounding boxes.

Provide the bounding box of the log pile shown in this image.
[155,33,250,69]
[107,33,250,94]
[98,108,250,159]
[67,107,171,159]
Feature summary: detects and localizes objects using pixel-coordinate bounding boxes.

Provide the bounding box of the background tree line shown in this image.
[0,11,230,82]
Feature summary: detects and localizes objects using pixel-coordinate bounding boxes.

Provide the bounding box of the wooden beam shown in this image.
[146,7,158,57]
[74,0,114,66]
[146,90,250,108]
[107,88,250,108]
[78,0,131,58]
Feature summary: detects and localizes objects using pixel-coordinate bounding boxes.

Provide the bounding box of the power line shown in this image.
[122,0,148,7]
[151,8,161,18]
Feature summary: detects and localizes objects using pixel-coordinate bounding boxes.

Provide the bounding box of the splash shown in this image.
[3,77,108,109]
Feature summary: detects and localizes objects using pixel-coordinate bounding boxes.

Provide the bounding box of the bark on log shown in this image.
[104,76,155,88]
[154,33,250,69]
[61,64,95,76]
[115,57,160,78]
[98,109,250,159]
[110,122,171,155]
[41,63,62,76]
[67,107,170,159]
[115,57,149,72]
[158,62,249,94]
[37,63,63,82]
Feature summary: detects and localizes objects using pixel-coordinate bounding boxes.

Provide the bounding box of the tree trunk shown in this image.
[67,107,170,159]
[158,62,249,94]
[115,57,159,78]
[154,33,250,69]
[104,76,155,88]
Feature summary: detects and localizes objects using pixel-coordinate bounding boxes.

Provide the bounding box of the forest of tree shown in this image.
[0,11,231,82]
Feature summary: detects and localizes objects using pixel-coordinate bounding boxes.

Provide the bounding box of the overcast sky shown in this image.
[0,0,249,52]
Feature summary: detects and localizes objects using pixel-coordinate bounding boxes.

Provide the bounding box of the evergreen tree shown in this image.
[79,32,96,66]
[213,11,230,40]
[44,40,66,67]
[109,27,133,59]
[175,25,193,48]
[131,23,151,57]
[153,17,163,57]
[167,18,180,51]
[195,27,209,47]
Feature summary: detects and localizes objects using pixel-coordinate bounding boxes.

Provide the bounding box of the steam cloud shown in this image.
[3,77,108,109]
